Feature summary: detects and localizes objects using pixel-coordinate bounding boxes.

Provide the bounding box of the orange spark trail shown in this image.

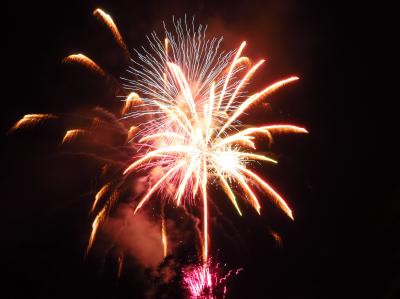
[127,126,138,140]
[165,38,169,58]
[217,76,299,137]
[224,59,265,112]
[161,204,168,257]
[10,114,56,131]
[63,54,106,77]
[217,41,246,110]
[269,229,283,247]
[87,207,106,254]
[91,183,110,213]
[62,129,87,144]
[238,166,294,220]
[93,8,129,58]
[122,92,143,115]
[117,255,124,278]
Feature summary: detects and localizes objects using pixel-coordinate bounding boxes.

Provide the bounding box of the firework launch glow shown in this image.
[11,9,308,298]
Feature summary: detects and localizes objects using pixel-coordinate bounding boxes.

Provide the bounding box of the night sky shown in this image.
[2,1,398,298]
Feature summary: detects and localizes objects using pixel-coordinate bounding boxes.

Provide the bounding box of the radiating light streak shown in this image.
[216,41,246,110]
[217,76,300,137]
[224,59,265,112]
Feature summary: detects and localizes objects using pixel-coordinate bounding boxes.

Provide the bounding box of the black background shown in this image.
[2,1,398,298]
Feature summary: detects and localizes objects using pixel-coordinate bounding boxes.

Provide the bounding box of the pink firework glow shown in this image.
[183,261,243,299]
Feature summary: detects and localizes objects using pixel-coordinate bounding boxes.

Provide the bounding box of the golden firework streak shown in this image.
[63,54,106,77]
[10,114,56,131]
[161,203,168,257]
[93,8,129,58]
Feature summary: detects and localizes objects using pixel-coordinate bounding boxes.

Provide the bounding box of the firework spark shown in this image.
[161,203,168,257]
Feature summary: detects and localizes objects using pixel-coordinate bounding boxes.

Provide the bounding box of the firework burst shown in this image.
[121,16,307,263]
[11,10,308,298]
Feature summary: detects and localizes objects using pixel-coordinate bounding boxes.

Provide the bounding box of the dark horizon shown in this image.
[2,1,397,298]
